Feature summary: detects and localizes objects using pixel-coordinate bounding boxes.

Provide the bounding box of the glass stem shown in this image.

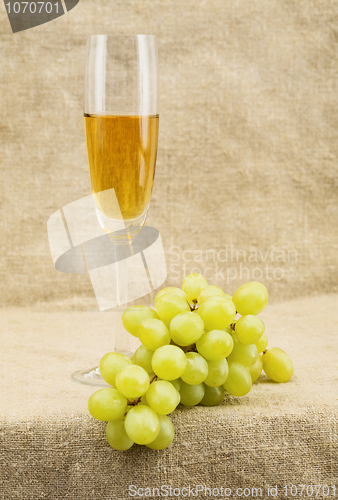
[114,244,130,354]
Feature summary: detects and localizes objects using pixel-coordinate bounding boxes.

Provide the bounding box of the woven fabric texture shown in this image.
[0,1,337,307]
[0,294,337,499]
[0,1,337,498]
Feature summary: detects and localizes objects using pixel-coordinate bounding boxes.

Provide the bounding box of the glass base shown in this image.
[72,366,108,386]
[71,348,135,386]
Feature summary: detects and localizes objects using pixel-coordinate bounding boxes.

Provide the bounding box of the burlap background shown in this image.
[0,1,338,499]
[0,0,337,308]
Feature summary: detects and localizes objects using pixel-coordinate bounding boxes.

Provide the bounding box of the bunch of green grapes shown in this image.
[88,274,293,452]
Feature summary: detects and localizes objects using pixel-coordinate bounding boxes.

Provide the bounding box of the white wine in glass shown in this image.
[84,114,159,226]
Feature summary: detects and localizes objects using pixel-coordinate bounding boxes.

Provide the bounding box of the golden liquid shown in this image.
[84,114,159,221]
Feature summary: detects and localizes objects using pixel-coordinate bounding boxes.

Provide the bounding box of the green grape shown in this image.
[88,388,127,421]
[182,273,208,303]
[200,385,225,406]
[262,348,293,383]
[232,281,269,316]
[168,378,181,392]
[115,365,149,399]
[151,345,187,380]
[133,345,154,374]
[204,358,229,387]
[122,306,159,337]
[235,315,265,345]
[155,287,187,302]
[106,419,134,450]
[228,333,259,367]
[257,317,265,331]
[146,380,179,415]
[256,334,268,353]
[155,294,190,326]
[139,318,171,351]
[224,362,252,397]
[161,384,181,407]
[158,379,181,404]
[198,296,236,330]
[147,415,175,450]
[99,352,132,386]
[196,329,234,361]
[197,285,226,304]
[181,352,208,385]
[249,355,263,383]
[124,405,160,445]
[170,311,204,346]
[179,380,205,406]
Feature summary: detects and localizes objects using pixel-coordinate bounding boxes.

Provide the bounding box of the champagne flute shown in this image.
[71,35,159,385]
[84,34,159,239]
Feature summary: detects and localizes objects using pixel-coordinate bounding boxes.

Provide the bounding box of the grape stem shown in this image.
[186,343,198,353]
[230,322,236,331]
[189,301,199,311]
[127,374,157,407]
[128,398,142,406]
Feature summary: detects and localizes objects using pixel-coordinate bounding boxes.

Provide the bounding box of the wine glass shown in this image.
[71,34,159,385]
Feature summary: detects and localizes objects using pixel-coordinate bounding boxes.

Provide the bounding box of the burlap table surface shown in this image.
[0,293,337,499]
